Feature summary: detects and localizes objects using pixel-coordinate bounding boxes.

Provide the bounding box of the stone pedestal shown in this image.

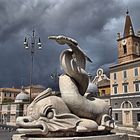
[12,133,128,140]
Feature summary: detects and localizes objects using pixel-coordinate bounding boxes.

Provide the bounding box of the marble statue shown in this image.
[16,35,114,136]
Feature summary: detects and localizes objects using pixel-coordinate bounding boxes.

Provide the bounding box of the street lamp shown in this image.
[51,68,59,83]
[51,68,61,91]
[23,30,42,103]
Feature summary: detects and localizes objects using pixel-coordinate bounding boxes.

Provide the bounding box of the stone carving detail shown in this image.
[16,35,114,136]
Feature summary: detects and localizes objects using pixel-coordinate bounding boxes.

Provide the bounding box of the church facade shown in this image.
[110,11,140,127]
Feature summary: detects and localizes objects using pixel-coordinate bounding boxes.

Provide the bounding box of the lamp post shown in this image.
[51,68,58,83]
[23,30,42,103]
[51,68,60,91]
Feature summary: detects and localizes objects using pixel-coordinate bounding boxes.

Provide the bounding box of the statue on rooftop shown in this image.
[16,35,114,136]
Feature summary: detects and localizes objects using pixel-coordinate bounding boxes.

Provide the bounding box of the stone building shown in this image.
[0,89,29,125]
[0,85,45,125]
[110,11,140,127]
[0,85,45,104]
[0,88,21,104]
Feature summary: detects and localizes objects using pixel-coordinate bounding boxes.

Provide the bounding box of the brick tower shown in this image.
[117,10,140,64]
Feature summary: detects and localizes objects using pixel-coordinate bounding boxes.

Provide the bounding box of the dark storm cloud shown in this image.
[0,0,140,89]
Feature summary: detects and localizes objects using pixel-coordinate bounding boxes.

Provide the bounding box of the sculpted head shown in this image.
[16,88,79,135]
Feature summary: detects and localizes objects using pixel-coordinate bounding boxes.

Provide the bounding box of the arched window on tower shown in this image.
[135,43,140,55]
[123,45,127,54]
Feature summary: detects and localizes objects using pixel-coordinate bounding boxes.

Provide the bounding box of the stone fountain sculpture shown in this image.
[16,35,114,137]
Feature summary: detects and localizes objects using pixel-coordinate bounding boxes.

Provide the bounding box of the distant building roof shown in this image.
[25,85,46,89]
[110,57,140,70]
[97,79,110,88]
[0,88,21,93]
[15,90,29,103]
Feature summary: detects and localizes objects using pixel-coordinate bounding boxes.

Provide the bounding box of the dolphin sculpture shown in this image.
[16,35,114,136]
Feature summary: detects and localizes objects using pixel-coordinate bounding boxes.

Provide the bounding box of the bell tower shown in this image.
[117,10,140,64]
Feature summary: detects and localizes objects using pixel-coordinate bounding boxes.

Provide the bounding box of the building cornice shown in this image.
[0,88,21,93]
[110,92,140,99]
[110,58,140,72]
[113,108,140,111]
[117,35,140,41]
[100,92,140,99]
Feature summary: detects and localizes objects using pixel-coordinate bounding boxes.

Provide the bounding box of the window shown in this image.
[101,90,105,96]
[114,103,118,108]
[123,70,127,79]
[135,44,140,55]
[134,83,140,92]
[123,45,127,54]
[9,93,11,97]
[113,86,118,94]
[134,82,140,92]
[115,113,118,121]
[137,113,140,121]
[136,102,140,107]
[122,101,132,108]
[134,68,139,77]
[123,84,128,93]
[114,73,117,80]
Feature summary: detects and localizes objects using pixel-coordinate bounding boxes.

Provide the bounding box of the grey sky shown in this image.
[0,0,140,89]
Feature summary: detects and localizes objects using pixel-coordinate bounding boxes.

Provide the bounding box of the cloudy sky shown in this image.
[0,0,140,89]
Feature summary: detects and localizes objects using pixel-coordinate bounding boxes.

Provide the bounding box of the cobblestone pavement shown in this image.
[112,126,140,140]
[0,128,14,140]
[0,125,17,140]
